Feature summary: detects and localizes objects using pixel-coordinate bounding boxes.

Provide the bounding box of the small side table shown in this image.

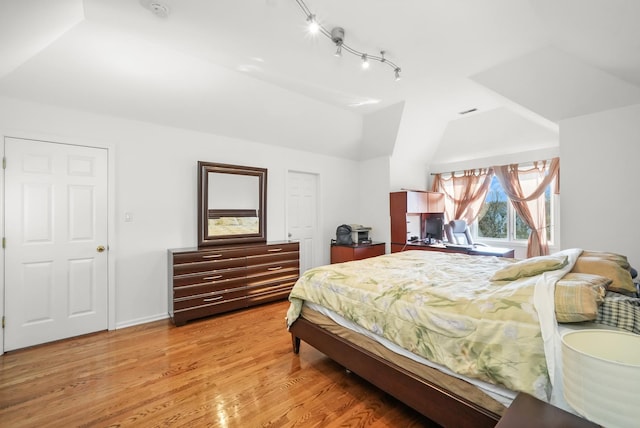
[330,242,385,264]
[496,393,600,428]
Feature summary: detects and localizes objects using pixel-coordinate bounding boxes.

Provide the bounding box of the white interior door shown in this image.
[4,138,108,351]
[287,171,318,274]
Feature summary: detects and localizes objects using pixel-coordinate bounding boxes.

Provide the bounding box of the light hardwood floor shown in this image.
[0,301,436,427]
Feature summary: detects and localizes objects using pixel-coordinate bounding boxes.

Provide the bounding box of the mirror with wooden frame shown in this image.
[198,161,267,247]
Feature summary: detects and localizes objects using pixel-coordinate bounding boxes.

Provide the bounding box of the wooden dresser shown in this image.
[168,241,299,326]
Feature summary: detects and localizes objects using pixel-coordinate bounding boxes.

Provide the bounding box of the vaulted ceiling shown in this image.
[1,0,639,163]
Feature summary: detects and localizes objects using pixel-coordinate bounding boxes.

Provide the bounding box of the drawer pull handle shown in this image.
[203,296,223,302]
[268,248,282,252]
[202,254,223,259]
[203,275,223,281]
[268,266,283,271]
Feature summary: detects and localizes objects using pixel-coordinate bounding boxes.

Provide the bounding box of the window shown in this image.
[477,176,508,239]
[476,175,554,243]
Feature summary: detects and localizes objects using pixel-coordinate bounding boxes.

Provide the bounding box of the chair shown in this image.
[444,220,486,246]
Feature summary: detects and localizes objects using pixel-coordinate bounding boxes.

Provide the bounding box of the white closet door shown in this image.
[287,171,319,274]
[4,138,108,351]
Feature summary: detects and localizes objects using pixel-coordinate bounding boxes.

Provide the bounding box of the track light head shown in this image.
[307,14,319,34]
[361,54,370,69]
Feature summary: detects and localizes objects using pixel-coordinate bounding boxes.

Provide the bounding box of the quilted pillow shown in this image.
[491,254,569,282]
[571,256,636,295]
[555,273,609,322]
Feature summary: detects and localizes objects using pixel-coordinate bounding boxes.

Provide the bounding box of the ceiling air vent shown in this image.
[140,0,170,18]
[458,108,478,115]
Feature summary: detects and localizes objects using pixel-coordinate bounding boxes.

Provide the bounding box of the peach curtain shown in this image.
[431,168,494,225]
[493,158,560,257]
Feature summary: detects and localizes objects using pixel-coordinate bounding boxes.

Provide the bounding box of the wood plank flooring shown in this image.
[0,301,437,427]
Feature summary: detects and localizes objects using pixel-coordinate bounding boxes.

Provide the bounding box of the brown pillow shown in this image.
[490,254,568,282]
[555,273,609,322]
[580,250,630,270]
[571,256,636,295]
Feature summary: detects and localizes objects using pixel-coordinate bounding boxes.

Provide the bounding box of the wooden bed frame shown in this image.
[290,317,501,428]
[207,208,257,219]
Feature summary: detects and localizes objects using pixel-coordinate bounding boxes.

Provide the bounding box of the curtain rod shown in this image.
[429,167,493,176]
[430,158,556,176]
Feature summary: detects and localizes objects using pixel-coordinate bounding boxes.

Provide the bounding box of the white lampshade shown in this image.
[561,329,640,428]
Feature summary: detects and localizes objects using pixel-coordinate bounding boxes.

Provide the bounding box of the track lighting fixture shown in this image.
[294,0,402,81]
[361,54,370,69]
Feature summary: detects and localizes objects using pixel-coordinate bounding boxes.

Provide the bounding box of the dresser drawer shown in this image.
[173,298,248,324]
[246,251,299,266]
[245,242,299,257]
[173,248,247,264]
[246,275,298,296]
[246,281,297,305]
[173,288,246,311]
[246,278,297,294]
[173,277,247,299]
[173,257,246,276]
[246,266,299,295]
[246,260,299,281]
[173,267,246,288]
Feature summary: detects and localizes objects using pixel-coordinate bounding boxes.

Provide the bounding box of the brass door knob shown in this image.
[97,245,106,253]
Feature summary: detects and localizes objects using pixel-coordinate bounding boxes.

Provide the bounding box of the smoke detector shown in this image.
[140,0,170,18]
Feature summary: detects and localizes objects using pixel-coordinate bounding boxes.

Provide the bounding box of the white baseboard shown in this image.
[115,313,169,330]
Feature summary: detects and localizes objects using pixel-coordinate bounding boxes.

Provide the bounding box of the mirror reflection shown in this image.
[207,173,260,236]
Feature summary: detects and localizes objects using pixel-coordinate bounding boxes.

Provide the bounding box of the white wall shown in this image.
[560,103,640,269]
[362,102,405,160]
[0,96,360,328]
[358,157,391,252]
[429,147,560,178]
[389,155,429,192]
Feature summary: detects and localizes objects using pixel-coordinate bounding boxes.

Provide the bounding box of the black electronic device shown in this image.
[423,217,444,244]
[349,224,372,243]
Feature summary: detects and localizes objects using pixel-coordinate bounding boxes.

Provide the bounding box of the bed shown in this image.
[207,208,259,236]
[286,249,638,427]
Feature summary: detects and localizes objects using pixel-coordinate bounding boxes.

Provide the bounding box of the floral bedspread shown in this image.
[208,217,259,236]
[287,250,562,399]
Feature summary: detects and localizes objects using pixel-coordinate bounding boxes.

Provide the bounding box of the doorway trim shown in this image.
[0,130,117,354]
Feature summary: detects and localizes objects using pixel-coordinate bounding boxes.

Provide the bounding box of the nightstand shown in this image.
[330,242,385,264]
[496,393,600,428]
